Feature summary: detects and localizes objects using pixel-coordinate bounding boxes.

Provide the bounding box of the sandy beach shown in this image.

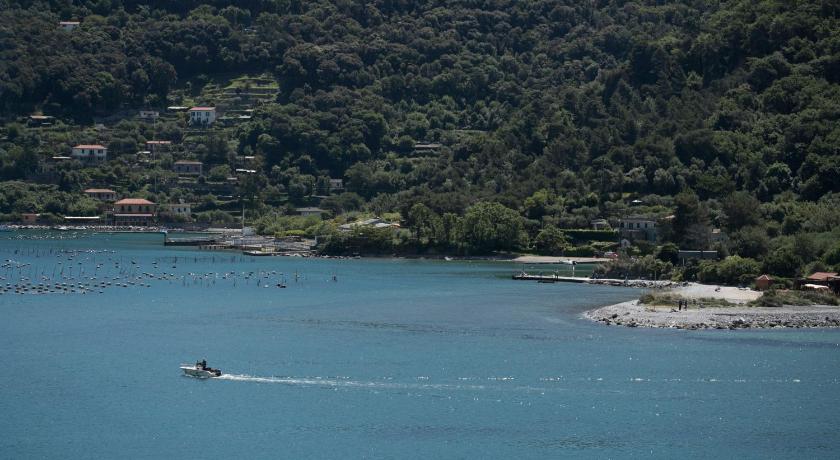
[584,283,840,329]
[511,255,611,264]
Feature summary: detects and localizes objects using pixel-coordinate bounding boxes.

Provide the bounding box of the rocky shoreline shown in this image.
[584,300,840,330]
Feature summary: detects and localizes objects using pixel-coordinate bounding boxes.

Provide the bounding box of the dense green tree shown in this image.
[407,203,442,244]
[0,0,838,273]
[533,225,568,256]
[763,247,803,278]
[656,243,680,265]
[672,190,711,248]
[722,192,762,231]
[460,202,526,253]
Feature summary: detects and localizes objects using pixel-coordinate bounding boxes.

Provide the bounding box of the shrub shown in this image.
[752,289,839,308]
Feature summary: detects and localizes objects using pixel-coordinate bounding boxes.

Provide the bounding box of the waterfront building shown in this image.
[796,272,840,295]
[112,198,157,226]
[755,275,773,291]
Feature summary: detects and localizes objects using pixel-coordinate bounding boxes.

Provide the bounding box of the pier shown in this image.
[164,236,221,246]
[513,272,675,288]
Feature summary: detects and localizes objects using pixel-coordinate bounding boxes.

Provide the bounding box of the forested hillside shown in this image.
[1,0,840,281]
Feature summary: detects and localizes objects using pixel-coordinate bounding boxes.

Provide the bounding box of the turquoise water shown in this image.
[1,232,839,458]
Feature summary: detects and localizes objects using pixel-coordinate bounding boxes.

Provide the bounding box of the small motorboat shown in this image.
[181,360,222,378]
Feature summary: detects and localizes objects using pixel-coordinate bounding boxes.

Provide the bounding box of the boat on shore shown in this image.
[180,360,222,378]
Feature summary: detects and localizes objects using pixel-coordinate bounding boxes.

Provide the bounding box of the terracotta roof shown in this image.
[756,275,772,281]
[807,272,839,281]
[114,198,155,205]
[189,107,215,111]
[84,188,115,193]
[74,144,106,149]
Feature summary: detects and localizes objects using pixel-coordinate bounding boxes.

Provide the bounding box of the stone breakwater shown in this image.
[584,301,840,330]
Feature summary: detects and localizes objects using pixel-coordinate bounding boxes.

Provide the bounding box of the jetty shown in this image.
[513,272,674,288]
[163,232,316,256]
[164,236,220,246]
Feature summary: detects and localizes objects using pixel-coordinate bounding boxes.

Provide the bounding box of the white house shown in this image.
[59,21,80,31]
[296,207,327,217]
[84,188,117,201]
[164,203,192,217]
[189,107,216,126]
[618,217,657,242]
[71,144,107,162]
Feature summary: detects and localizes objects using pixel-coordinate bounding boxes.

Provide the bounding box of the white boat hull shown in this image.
[181,366,221,378]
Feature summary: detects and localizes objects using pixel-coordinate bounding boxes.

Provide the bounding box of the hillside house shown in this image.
[28,115,55,127]
[414,142,442,152]
[84,188,117,201]
[162,203,192,220]
[591,218,610,230]
[72,144,107,162]
[329,178,344,192]
[618,217,657,242]
[59,21,79,31]
[146,140,171,151]
[710,228,728,243]
[112,198,156,226]
[173,160,203,175]
[297,207,326,217]
[189,107,216,126]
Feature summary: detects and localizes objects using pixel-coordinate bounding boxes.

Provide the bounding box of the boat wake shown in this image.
[216,373,493,392]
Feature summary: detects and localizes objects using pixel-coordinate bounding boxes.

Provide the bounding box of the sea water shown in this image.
[1,232,839,458]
